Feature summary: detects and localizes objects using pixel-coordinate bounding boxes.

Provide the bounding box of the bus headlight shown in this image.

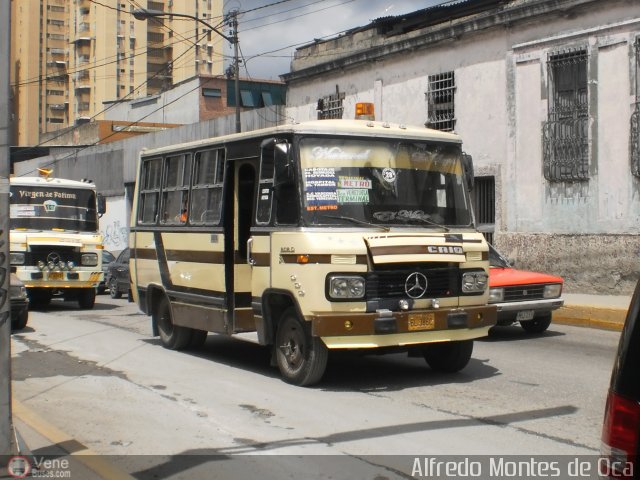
[37,260,46,271]
[10,253,25,265]
[81,253,98,266]
[488,287,504,303]
[543,284,562,298]
[462,271,489,294]
[328,275,366,299]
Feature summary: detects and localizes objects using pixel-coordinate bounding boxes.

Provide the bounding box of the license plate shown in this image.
[48,272,64,280]
[408,313,435,331]
[516,310,535,321]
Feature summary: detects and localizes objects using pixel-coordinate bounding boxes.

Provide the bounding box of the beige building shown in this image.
[10,0,224,146]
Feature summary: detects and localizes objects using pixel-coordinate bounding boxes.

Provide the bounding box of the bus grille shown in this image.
[365,267,458,299]
[28,245,81,266]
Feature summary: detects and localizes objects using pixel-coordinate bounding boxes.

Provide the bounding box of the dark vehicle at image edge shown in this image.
[601,278,640,479]
[105,248,130,299]
[10,273,29,330]
[98,250,116,294]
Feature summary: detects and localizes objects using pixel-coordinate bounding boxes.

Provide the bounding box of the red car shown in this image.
[488,245,564,333]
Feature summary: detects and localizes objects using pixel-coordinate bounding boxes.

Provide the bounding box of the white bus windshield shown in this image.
[299,138,472,228]
[10,185,98,232]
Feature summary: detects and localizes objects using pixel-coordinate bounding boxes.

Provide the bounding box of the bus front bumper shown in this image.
[310,305,497,349]
[19,270,103,289]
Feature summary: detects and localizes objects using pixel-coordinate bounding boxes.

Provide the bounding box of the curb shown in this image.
[553,304,627,331]
[12,399,135,480]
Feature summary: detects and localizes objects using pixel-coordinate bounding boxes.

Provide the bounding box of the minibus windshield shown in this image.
[10,185,98,232]
[299,137,472,228]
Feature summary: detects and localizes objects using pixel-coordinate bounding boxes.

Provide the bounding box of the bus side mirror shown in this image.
[462,153,474,191]
[97,194,106,215]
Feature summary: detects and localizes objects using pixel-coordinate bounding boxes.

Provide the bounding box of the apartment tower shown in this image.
[11,0,224,145]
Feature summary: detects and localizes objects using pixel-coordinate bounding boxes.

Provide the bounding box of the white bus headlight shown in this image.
[488,287,504,303]
[543,284,562,298]
[328,275,366,299]
[462,271,489,293]
[10,253,25,265]
[81,253,98,266]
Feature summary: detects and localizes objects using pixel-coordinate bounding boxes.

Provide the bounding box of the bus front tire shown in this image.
[275,308,328,386]
[155,297,191,350]
[78,288,96,309]
[423,340,473,373]
[29,289,52,308]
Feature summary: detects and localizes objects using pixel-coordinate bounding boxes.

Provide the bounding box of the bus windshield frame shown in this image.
[297,136,473,229]
[10,185,99,232]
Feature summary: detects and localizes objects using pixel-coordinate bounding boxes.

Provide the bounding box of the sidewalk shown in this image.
[554,293,632,331]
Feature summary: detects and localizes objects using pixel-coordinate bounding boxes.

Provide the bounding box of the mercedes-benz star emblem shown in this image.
[405,272,428,299]
[47,252,61,264]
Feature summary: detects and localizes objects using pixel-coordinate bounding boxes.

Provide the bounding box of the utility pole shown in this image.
[0,0,14,457]
[229,10,241,134]
[133,7,242,134]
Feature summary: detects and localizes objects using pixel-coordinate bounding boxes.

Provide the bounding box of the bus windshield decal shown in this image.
[299,137,471,227]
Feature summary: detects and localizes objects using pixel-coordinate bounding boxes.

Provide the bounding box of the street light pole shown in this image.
[133,8,242,133]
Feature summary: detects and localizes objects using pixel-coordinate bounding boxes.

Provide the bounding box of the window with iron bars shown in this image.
[472,176,495,246]
[426,72,456,132]
[631,38,640,177]
[542,48,589,182]
[316,91,345,120]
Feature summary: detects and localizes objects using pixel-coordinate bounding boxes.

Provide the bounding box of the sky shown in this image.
[222,0,444,80]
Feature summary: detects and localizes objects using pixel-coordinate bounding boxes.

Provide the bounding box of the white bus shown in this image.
[10,172,106,309]
[130,119,497,385]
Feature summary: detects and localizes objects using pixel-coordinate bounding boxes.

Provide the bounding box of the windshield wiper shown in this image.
[395,216,450,231]
[319,214,390,232]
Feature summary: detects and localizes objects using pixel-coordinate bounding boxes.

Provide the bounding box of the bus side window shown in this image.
[256,141,275,224]
[160,153,191,225]
[191,149,224,225]
[274,142,297,225]
[258,139,295,225]
[139,158,162,224]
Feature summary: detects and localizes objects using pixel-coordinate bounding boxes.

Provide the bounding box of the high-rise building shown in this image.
[10,0,224,145]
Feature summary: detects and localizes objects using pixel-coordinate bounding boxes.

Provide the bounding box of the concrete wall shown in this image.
[284,0,640,293]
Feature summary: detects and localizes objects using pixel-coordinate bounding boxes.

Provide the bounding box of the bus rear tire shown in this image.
[423,340,473,373]
[155,297,191,350]
[275,308,328,386]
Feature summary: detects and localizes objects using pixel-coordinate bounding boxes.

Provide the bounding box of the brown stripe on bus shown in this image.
[280,254,368,264]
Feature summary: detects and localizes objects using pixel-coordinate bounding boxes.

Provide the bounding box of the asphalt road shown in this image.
[8,295,621,479]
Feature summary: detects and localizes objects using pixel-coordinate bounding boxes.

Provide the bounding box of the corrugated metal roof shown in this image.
[370,0,510,37]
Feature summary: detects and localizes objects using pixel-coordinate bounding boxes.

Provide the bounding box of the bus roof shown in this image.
[139,119,462,157]
[10,176,97,189]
